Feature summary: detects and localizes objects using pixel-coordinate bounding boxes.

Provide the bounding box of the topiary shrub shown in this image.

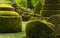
[0,16,22,33]
[0,10,22,33]
[32,14,41,17]
[45,0,60,4]
[0,11,20,16]
[44,4,60,10]
[41,10,60,17]
[22,13,32,21]
[50,31,60,38]
[42,0,60,17]
[47,14,60,31]
[0,4,14,11]
[25,20,55,38]
[29,17,41,21]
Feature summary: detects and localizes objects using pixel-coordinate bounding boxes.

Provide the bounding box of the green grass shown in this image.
[0,21,27,38]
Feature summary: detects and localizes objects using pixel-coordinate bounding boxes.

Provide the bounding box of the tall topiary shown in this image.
[25,20,55,38]
[41,0,60,17]
[0,4,22,33]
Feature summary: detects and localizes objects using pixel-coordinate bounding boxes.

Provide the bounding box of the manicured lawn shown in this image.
[0,21,27,38]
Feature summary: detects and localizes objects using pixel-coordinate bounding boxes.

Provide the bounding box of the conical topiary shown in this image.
[25,20,55,38]
[41,0,60,17]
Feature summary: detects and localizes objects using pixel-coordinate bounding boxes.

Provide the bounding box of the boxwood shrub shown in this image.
[41,10,60,17]
[0,16,22,33]
[0,11,20,16]
[43,4,60,10]
[45,0,59,4]
[50,31,60,38]
[42,0,60,17]
[25,20,55,38]
[22,13,32,21]
[29,17,41,20]
[47,14,60,31]
[0,4,14,11]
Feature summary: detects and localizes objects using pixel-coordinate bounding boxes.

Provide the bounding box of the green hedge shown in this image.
[42,0,60,17]
[0,11,20,16]
[47,14,60,31]
[0,16,22,33]
[45,0,59,4]
[0,4,14,11]
[22,13,32,21]
[43,4,60,10]
[29,17,41,20]
[50,31,60,38]
[22,15,31,21]
[41,10,60,17]
[25,20,55,38]
[0,7,14,11]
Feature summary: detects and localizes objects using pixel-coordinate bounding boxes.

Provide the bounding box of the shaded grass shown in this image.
[0,21,27,38]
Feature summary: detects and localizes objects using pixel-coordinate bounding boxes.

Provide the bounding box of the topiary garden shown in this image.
[0,0,60,38]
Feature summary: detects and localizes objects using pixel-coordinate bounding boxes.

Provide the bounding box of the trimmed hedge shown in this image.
[22,15,31,21]
[50,31,60,38]
[29,17,41,20]
[0,11,20,16]
[0,4,13,8]
[42,0,60,17]
[0,4,14,11]
[0,7,14,11]
[43,4,60,10]
[0,16,22,33]
[41,10,60,17]
[32,14,41,17]
[45,0,60,4]
[47,14,60,31]
[25,20,55,38]
[22,13,32,21]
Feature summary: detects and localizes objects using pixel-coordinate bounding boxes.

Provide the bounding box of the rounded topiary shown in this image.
[45,0,60,4]
[0,9,22,33]
[25,20,55,38]
[41,10,60,17]
[47,14,60,31]
[0,11,20,16]
[0,16,22,33]
[29,17,41,21]
[32,14,41,17]
[22,13,32,21]
[50,31,60,38]
[0,4,14,11]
